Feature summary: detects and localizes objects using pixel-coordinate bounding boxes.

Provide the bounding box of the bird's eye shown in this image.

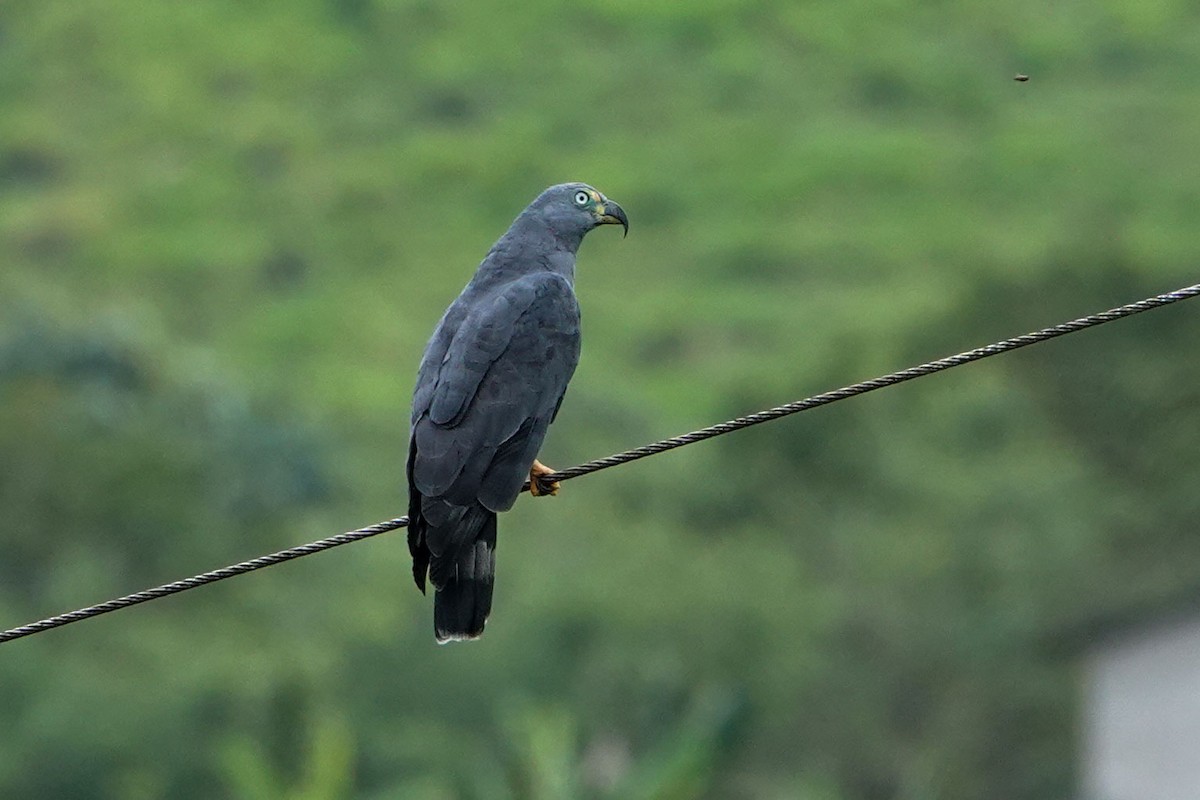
[573,190,590,206]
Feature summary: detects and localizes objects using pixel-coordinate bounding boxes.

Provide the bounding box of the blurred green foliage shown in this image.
[2,0,1200,797]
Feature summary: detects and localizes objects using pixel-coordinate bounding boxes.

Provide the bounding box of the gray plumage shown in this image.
[407,182,628,643]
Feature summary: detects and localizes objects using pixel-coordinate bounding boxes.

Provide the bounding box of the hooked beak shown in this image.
[597,199,629,237]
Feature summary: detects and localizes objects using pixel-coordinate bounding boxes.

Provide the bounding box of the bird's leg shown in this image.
[529,459,560,497]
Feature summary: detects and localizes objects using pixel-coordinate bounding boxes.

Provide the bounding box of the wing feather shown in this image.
[410,272,580,510]
[427,280,540,427]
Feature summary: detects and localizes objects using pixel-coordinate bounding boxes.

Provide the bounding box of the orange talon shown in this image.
[529,459,560,497]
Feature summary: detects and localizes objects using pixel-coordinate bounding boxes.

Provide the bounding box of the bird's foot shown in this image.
[529,459,560,497]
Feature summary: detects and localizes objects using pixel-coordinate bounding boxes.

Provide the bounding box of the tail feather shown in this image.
[434,512,496,643]
[408,437,499,643]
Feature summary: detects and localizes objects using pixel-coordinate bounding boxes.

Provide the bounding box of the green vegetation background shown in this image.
[3,1,1199,797]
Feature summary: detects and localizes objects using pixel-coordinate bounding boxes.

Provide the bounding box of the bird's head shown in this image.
[527,183,629,244]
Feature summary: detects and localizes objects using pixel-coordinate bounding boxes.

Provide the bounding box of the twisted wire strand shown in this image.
[0,518,411,644]
[3,282,1197,645]
[540,283,1200,484]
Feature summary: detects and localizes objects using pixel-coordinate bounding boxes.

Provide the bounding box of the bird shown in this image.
[406,182,628,643]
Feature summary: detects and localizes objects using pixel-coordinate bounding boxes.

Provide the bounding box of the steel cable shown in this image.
[2,282,1197,644]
